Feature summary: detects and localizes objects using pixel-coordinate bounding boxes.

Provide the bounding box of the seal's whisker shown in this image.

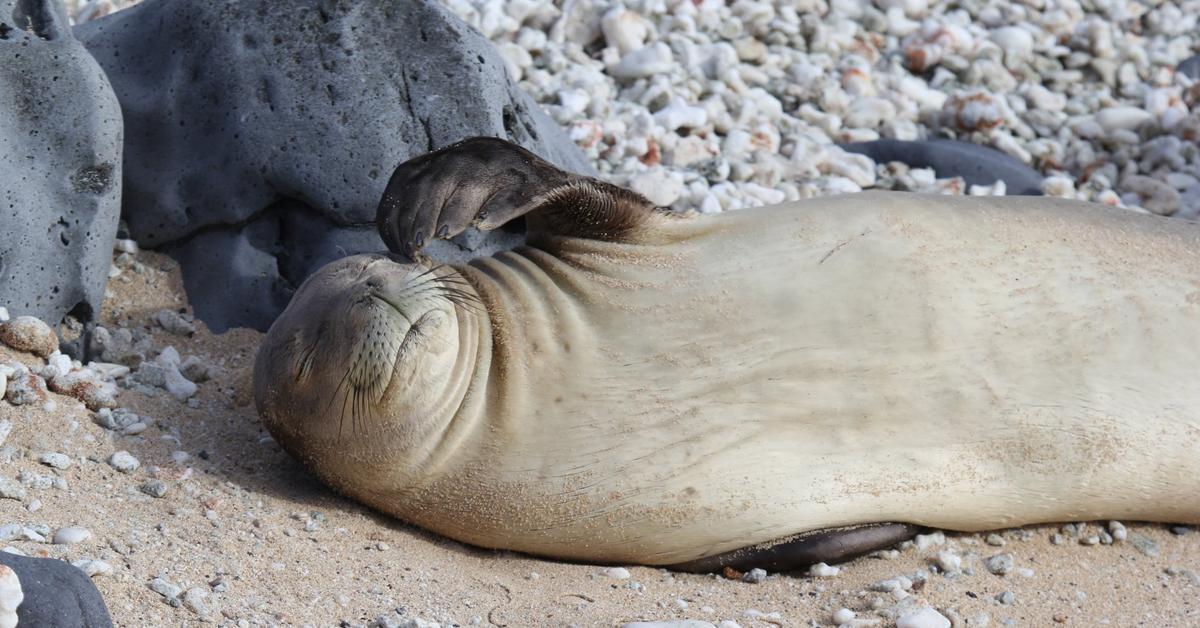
[352,385,363,436]
[408,265,444,284]
[433,285,482,302]
[428,274,473,287]
[338,381,353,439]
[328,365,353,439]
[411,265,478,293]
[431,287,485,312]
[400,277,485,313]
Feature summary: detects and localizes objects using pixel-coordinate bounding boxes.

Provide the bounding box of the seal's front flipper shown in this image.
[666,523,921,574]
[376,137,659,259]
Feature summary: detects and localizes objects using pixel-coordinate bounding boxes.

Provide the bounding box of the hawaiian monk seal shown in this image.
[254,137,1200,572]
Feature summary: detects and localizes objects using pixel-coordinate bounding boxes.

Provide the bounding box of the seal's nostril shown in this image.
[365,278,383,290]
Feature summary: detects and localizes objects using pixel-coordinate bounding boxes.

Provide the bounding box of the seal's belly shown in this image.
[440,194,1200,564]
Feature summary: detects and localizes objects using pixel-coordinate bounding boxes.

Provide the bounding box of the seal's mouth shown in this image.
[321,259,475,437]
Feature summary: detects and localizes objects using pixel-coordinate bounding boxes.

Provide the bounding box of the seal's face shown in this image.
[254,253,468,455]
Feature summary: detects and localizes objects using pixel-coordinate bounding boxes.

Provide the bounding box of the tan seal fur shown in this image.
[256,142,1200,568]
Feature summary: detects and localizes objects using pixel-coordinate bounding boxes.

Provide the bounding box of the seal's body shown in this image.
[256,139,1200,570]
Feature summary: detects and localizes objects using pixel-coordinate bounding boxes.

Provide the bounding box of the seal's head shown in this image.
[254,253,478,486]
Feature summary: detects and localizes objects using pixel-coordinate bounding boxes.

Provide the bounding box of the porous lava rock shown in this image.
[77,0,589,331]
[0,0,122,331]
[0,551,114,627]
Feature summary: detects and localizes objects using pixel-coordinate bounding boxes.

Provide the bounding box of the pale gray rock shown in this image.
[897,607,950,628]
[0,0,122,330]
[106,450,138,473]
[0,477,23,502]
[153,310,195,337]
[985,553,1014,576]
[1129,533,1160,557]
[741,567,767,583]
[71,559,113,578]
[37,453,70,469]
[4,373,47,406]
[146,576,181,605]
[86,325,152,366]
[51,526,91,545]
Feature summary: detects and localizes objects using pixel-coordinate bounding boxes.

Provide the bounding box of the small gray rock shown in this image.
[153,310,196,337]
[1129,533,1160,557]
[17,471,55,490]
[38,453,71,470]
[107,451,139,473]
[163,367,198,401]
[52,526,92,545]
[180,356,214,383]
[1122,175,1181,216]
[139,480,168,498]
[5,373,48,406]
[133,351,196,401]
[374,615,401,628]
[92,407,141,432]
[995,591,1015,605]
[0,477,25,502]
[985,553,1014,576]
[0,525,20,542]
[600,566,630,579]
[147,576,182,603]
[131,362,167,388]
[742,567,767,584]
[181,586,209,616]
[72,559,114,578]
[896,607,951,628]
[87,326,153,367]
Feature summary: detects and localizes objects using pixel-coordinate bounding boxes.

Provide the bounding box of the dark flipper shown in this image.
[667,523,922,574]
[376,136,659,259]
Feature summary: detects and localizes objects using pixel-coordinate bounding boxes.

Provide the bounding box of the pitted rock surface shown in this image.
[0,551,114,627]
[76,0,588,331]
[0,0,123,330]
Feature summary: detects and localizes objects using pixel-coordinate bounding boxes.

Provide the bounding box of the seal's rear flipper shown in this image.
[666,523,921,574]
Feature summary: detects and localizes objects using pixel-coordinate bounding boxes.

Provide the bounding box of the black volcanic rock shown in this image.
[77,0,589,331]
[0,551,114,627]
[841,139,1045,196]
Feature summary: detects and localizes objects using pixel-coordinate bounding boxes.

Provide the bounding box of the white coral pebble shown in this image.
[0,564,21,628]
